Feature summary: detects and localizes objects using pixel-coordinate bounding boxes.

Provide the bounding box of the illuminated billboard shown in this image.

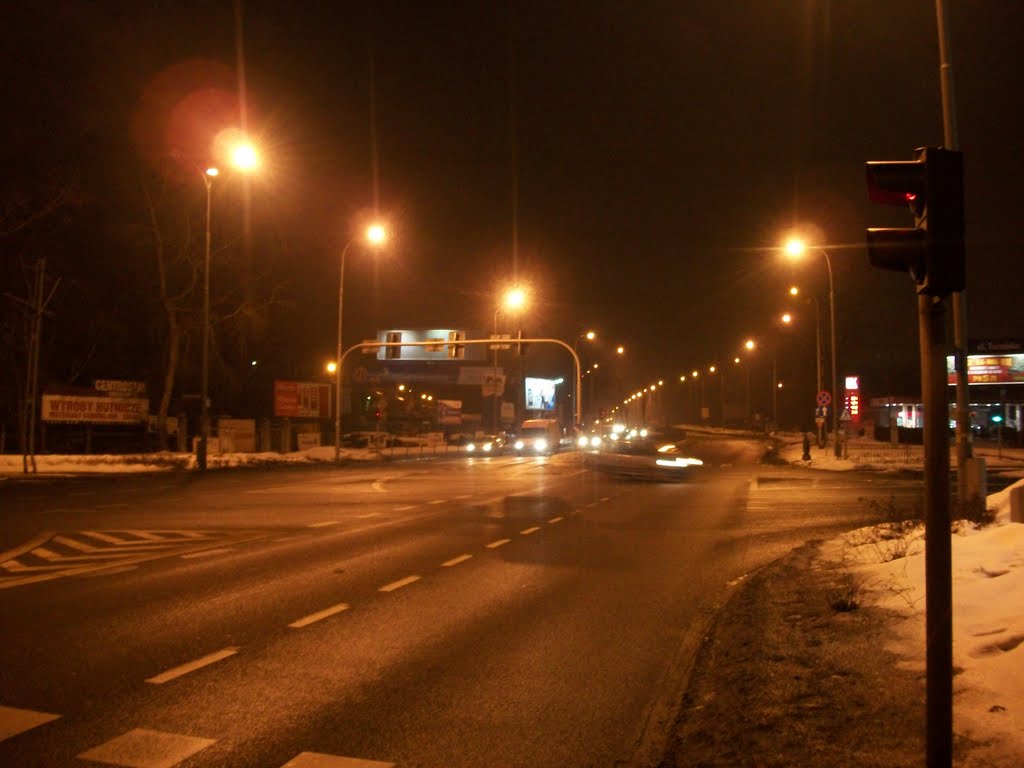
[946,354,1024,385]
[524,377,558,411]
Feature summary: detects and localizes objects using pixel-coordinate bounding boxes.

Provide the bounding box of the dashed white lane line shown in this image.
[354,512,380,519]
[454,494,473,500]
[585,501,598,508]
[599,496,611,502]
[77,727,215,767]
[520,527,540,535]
[486,538,511,549]
[548,516,565,524]
[427,499,447,505]
[145,647,240,685]
[0,704,60,742]
[308,521,340,528]
[281,751,395,767]
[379,575,421,593]
[180,548,234,560]
[289,602,350,629]
[442,554,472,567]
[393,505,417,512]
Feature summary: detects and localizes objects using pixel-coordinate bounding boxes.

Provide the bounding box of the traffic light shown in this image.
[516,330,528,356]
[446,331,465,359]
[865,146,965,296]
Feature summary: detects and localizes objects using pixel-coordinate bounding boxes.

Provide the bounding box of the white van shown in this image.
[513,418,561,455]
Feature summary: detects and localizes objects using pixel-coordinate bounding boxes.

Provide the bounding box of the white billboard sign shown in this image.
[42,395,149,424]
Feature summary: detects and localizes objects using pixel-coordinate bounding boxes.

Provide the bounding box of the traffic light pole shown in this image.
[920,294,953,768]
[935,0,972,506]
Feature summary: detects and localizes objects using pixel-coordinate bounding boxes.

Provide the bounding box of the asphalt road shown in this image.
[0,440,923,767]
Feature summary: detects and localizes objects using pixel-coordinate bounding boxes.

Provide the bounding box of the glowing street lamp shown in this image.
[335,222,389,461]
[785,237,839,456]
[197,141,261,472]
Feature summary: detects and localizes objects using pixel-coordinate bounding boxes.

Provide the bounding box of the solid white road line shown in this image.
[0,704,60,742]
[145,647,240,684]
[520,527,540,535]
[486,538,511,549]
[379,575,421,593]
[289,603,350,628]
[442,554,472,567]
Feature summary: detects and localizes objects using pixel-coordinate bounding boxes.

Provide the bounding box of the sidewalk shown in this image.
[660,434,1024,768]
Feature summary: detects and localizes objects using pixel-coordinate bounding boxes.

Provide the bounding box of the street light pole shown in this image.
[334,238,354,463]
[822,248,841,457]
[198,168,217,472]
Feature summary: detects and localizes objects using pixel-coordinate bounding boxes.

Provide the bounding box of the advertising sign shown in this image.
[946,353,1024,385]
[524,377,558,411]
[438,399,463,426]
[274,381,330,418]
[42,395,149,424]
[217,418,256,452]
[95,379,147,397]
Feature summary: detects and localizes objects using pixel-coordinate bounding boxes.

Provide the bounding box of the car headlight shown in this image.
[482,442,492,452]
[590,435,602,448]
[466,443,476,452]
[534,438,548,452]
[514,440,525,451]
[577,435,589,448]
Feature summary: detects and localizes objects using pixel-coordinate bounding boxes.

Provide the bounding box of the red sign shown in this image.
[274,381,330,418]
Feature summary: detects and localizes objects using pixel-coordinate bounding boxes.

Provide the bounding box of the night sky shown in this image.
[3,1,1023,422]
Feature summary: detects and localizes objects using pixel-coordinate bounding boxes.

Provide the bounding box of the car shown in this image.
[465,434,507,454]
[584,436,704,481]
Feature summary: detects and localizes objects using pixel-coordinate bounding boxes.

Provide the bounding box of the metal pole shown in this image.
[823,249,840,457]
[920,293,953,768]
[198,175,213,471]
[815,296,825,448]
[935,0,971,504]
[334,240,352,463]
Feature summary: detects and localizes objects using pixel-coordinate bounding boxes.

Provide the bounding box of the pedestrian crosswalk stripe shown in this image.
[77,727,215,767]
[0,705,60,742]
[280,752,395,767]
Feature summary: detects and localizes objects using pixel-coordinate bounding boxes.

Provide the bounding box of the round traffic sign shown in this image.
[816,390,832,407]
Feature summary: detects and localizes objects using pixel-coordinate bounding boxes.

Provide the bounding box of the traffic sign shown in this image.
[816,390,832,407]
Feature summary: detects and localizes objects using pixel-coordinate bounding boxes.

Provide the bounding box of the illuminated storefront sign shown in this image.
[946,354,1024,385]
[843,375,862,423]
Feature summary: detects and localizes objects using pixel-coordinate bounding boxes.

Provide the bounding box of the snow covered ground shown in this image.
[3,433,1022,762]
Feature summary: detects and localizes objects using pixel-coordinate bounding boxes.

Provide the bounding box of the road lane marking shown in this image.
[180,548,234,559]
[354,512,380,519]
[585,501,598,508]
[454,494,473,500]
[73,565,139,578]
[599,496,610,502]
[393,505,417,512]
[486,538,511,549]
[80,530,132,545]
[280,752,395,767]
[51,535,169,554]
[442,554,472,567]
[78,727,216,766]
[0,704,60,741]
[146,647,240,684]
[520,527,540,535]
[548,516,564,524]
[427,499,447,505]
[289,603,350,628]
[379,575,421,593]
[308,521,340,528]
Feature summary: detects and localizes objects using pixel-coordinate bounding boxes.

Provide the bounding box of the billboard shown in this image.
[946,354,1024,385]
[274,381,330,418]
[524,377,558,411]
[41,395,149,424]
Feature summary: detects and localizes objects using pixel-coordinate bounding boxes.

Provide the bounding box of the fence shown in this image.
[844,440,923,467]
